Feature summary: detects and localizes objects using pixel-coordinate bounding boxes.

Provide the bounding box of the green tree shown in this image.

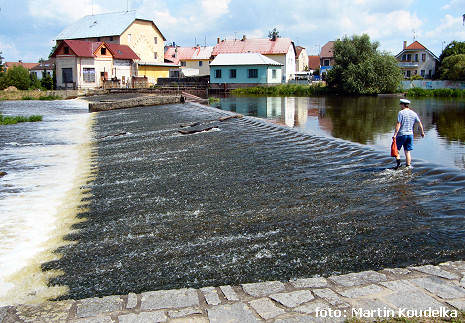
[327,34,402,94]
[439,41,465,80]
[440,54,465,80]
[440,41,465,61]
[41,74,54,90]
[6,65,31,90]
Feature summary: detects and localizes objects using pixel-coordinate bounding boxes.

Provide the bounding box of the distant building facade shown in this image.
[164,46,214,76]
[211,36,295,82]
[29,58,55,80]
[396,41,439,79]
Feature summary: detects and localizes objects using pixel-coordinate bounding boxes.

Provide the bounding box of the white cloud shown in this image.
[201,0,230,17]
[27,0,99,22]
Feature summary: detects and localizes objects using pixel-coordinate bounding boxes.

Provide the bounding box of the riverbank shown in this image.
[1,261,464,322]
[0,89,107,101]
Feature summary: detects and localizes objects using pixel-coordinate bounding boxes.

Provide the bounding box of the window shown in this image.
[128,34,132,43]
[402,54,406,61]
[230,69,236,78]
[154,52,158,60]
[272,69,277,79]
[422,53,426,61]
[215,69,222,78]
[420,70,425,77]
[154,37,158,44]
[199,61,203,67]
[62,68,73,83]
[414,54,419,62]
[248,69,258,78]
[406,54,411,61]
[323,59,330,66]
[101,47,106,55]
[83,68,95,83]
[406,70,411,78]
[64,46,69,54]
[181,61,186,67]
[110,36,114,41]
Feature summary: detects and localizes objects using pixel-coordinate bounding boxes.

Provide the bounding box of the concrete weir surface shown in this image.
[1,262,465,322]
[2,98,465,322]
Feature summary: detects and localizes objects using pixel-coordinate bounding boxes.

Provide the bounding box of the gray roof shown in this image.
[56,11,149,40]
[210,53,283,66]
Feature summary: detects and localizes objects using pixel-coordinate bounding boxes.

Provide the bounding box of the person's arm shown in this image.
[393,122,401,139]
[417,121,425,137]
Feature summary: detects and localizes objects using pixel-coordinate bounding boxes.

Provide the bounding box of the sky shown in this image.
[0,0,464,63]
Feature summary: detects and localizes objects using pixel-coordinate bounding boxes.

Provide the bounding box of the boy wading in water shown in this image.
[393,99,425,170]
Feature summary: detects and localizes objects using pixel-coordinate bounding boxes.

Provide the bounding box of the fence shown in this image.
[401,80,465,90]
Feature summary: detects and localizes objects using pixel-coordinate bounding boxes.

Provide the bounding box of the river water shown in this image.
[0,97,464,304]
[210,95,465,170]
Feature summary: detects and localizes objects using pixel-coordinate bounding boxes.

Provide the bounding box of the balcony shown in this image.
[398,61,419,68]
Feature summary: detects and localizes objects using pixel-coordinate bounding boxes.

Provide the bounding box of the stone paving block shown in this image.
[119,311,167,323]
[338,284,385,298]
[291,277,328,289]
[329,270,387,287]
[76,295,122,318]
[249,298,286,320]
[127,292,138,309]
[441,261,465,271]
[141,288,199,311]
[200,287,221,305]
[270,290,315,308]
[446,299,465,311]
[312,289,349,307]
[380,279,419,292]
[294,300,329,315]
[219,285,239,301]
[207,302,261,322]
[242,281,285,297]
[168,307,203,319]
[275,316,345,323]
[383,268,411,275]
[410,276,465,299]
[15,301,74,323]
[348,298,395,319]
[384,290,446,311]
[70,317,114,323]
[409,265,461,280]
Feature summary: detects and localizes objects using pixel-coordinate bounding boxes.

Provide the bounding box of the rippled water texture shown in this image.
[43,102,465,300]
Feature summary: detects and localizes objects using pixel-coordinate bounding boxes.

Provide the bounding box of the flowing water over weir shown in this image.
[36,102,465,301]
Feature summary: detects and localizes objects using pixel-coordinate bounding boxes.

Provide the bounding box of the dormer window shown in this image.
[64,46,69,54]
[101,47,106,55]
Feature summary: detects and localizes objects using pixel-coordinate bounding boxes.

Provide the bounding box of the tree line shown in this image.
[0,52,55,91]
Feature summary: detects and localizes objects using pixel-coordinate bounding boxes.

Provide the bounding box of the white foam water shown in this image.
[0,100,93,305]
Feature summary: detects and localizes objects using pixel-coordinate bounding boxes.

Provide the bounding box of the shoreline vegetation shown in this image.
[0,113,43,125]
[406,87,465,97]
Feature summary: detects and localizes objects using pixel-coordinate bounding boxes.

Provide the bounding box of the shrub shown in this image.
[0,113,43,125]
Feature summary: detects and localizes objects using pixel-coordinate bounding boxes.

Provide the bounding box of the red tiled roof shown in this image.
[295,46,304,57]
[405,41,427,50]
[106,43,140,60]
[212,37,293,56]
[4,61,39,70]
[164,46,213,64]
[53,40,139,60]
[308,56,320,69]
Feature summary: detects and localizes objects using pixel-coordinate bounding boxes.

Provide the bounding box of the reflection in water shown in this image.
[212,95,465,170]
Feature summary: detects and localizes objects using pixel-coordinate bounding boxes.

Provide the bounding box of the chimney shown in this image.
[217,38,220,44]
[242,35,246,41]
[403,41,407,49]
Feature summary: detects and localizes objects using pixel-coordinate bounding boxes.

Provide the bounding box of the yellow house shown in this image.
[56,11,170,83]
[138,61,179,86]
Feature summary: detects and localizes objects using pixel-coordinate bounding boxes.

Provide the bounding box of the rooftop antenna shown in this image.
[412,29,416,42]
[91,0,94,15]
[126,0,129,12]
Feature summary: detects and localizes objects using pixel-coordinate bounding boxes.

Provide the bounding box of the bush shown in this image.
[6,65,30,90]
[0,113,43,125]
[232,83,332,96]
[406,87,465,97]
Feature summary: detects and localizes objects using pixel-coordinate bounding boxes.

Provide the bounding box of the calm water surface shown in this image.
[211,95,465,170]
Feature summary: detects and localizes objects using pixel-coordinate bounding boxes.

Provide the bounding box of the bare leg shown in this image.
[405,150,411,166]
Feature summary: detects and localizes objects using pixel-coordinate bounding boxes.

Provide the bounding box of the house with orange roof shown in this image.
[51,39,140,89]
[211,35,296,82]
[164,46,214,76]
[396,41,439,79]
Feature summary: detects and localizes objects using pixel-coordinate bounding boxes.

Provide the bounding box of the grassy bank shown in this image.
[231,83,334,96]
[406,88,465,97]
[0,113,43,125]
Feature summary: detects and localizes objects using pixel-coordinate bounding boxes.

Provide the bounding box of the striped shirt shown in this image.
[397,109,420,136]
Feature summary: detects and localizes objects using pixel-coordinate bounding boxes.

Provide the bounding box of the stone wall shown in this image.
[88,95,182,112]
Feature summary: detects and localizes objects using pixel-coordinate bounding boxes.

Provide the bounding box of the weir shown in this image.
[38,101,465,301]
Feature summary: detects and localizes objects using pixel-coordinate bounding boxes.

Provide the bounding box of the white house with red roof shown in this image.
[51,39,140,89]
[211,35,296,82]
[164,46,214,76]
[396,41,439,79]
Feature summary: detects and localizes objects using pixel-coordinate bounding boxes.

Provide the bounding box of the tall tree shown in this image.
[268,28,280,41]
[327,34,402,94]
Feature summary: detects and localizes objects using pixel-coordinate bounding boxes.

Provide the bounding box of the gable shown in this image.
[212,37,293,56]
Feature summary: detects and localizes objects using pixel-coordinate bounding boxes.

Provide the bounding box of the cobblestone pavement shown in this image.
[1,261,465,322]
